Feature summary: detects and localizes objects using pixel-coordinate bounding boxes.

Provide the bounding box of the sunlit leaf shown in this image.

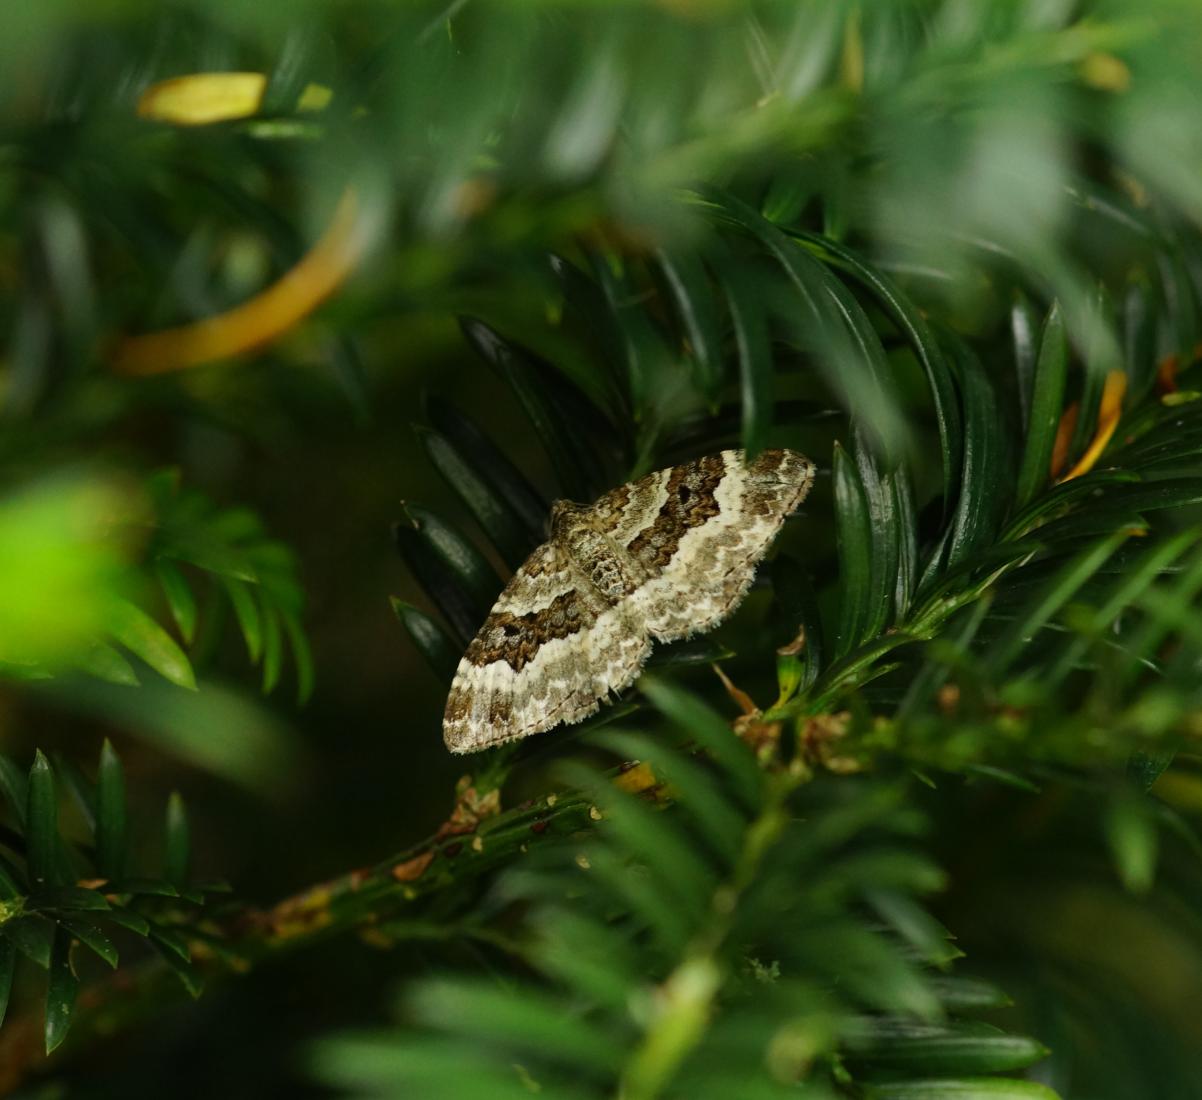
[108,600,197,691]
[154,559,197,644]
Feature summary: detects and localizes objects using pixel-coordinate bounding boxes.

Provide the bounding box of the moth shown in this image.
[443,448,815,753]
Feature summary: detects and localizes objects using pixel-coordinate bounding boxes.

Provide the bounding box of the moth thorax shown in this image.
[583,541,638,600]
[551,514,638,601]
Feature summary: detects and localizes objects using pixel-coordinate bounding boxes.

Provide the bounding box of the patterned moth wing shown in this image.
[442,541,650,753]
[442,448,815,753]
[617,449,815,640]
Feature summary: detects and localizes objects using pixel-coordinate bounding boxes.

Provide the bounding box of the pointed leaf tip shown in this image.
[27,751,58,890]
[165,791,190,886]
[97,739,127,881]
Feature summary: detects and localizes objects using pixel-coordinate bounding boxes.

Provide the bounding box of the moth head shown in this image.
[549,498,588,538]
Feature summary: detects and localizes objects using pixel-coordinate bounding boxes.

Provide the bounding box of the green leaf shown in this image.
[261,604,283,694]
[102,907,150,937]
[96,739,126,881]
[29,886,110,912]
[848,1019,1049,1074]
[892,468,919,619]
[1069,292,1118,460]
[458,316,604,501]
[1122,277,1159,402]
[864,890,956,968]
[311,1036,540,1099]
[1003,469,1140,539]
[647,638,732,669]
[986,531,1128,673]
[5,915,53,967]
[222,578,263,664]
[109,877,179,898]
[148,922,190,964]
[790,230,959,501]
[391,598,460,682]
[26,750,58,890]
[1015,302,1069,507]
[1161,244,1199,364]
[394,504,501,643]
[0,855,20,899]
[898,601,991,722]
[165,791,190,886]
[53,753,95,834]
[424,395,549,545]
[548,252,633,415]
[1046,529,1196,685]
[1010,291,1041,433]
[73,642,139,686]
[770,555,825,693]
[154,558,197,644]
[528,909,641,1012]
[927,977,1012,1013]
[1106,794,1158,894]
[210,507,264,543]
[639,676,761,813]
[718,264,773,459]
[60,917,118,969]
[762,171,815,224]
[810,633,922,712]
[414,425,533,572]
[710,197,906,463]
[587,256,676,470]
[793,919,940,1020]
[591,729,744,866]
[855,429,901,641]
[579,842,694,955]
[833,442,872,659]
[656,247,723,399]
[819,269,909,470]
[154,531,257,583]
[867,1079,1060,1099]
[556,761,713,919]
[1105,476,1202,513]
[108,599,197,691]
[0,753,28,826]
[0,938,13,1029]
[324,331,373,422]
[45,925,78,1053]
[965,766,1041,795]
[1128,747,1176,792]
[1017,505,1147,548]
[946,341,1009,568]
[149,927,202,998]
[409,979,623,1077]
[281,610,314,704]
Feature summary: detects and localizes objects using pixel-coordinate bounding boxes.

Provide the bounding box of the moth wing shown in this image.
[442,541,649,753]
[626,449,815,642]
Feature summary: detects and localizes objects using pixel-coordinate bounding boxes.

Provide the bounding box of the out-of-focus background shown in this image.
[3,2,1202,1096]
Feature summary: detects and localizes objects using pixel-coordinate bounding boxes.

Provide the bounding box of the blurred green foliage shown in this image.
[1,1,1202,1097]
[0,473,137,670]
